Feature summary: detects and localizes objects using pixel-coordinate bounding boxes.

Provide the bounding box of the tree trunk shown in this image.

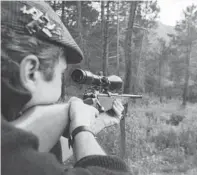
[77,1,89,68]
[77,1,82,45]
[116,1,120,76]
[102,1,110,76]
[136,30,146,93]
[120,103,127,159]
[53,1,57,12]
[101,1,105,74]
[120,1,138,160]
[123,1,138,94]
[106,1,110,73]
[182,20,193,106]
[182,43,192,106]
[61,1,66,23]
[159,53,163,103]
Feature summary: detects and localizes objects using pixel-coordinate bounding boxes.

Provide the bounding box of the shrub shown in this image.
[151,127,197,156]
[166,114,185,126]
[151,129,179,150]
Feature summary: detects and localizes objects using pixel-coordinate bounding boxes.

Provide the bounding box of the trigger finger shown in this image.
[114,100,123,108]
[113,102,124,112]
[117,103,124,112]
[69,97,83,104]
[113,99,121,105]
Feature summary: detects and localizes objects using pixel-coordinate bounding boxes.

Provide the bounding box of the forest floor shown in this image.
[97,97,197,175]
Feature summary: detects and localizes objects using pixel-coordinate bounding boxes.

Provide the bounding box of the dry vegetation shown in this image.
[97,96,197,175]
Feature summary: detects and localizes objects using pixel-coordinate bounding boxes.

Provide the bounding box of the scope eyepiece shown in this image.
[71,69,87,83]
[71,69,123,91]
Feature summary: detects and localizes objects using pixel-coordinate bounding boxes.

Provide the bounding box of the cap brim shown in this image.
[65,46,83,64]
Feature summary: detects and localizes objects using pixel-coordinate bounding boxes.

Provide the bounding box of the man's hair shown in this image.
[1,27,64,92]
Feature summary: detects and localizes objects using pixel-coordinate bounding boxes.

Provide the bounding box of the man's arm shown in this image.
[68,97,123,161]
[3,98,131,175]
[10,97,123,162]
[10,98,122,156]
[2,120,130,175]
[73,132,105,161]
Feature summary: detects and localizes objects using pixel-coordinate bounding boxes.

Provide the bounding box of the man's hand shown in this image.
[90,99,124,134]
[68,97,124,135]
[67,97,124,160]
[68,97,99,134]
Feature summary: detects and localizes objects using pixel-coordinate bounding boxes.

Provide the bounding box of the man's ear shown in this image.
[20,55,40,92]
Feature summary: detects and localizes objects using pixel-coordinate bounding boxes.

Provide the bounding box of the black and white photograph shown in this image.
[1,0,197,175]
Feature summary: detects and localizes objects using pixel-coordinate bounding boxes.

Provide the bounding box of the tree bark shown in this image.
[123,1,138,94]
[159,52,163,103]
[53,1,57,12]
[102,1,110,76]
[116,1,120,76]
[120,103,127,159]
[182,20,193,106]
[101,1,105,74]
[61,1,66,23]
[182,43,192,106]
[121,1,138,160]
[77,1,89,68]
[77,1,82,44]
[136,30,146,93]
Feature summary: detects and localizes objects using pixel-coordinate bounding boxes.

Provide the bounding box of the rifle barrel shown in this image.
[97,93,142,98]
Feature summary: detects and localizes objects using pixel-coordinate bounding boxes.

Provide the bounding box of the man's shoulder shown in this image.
[1,119,39,150]
[1,119,64,175]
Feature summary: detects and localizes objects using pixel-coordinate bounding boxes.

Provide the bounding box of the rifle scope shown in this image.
[71,69,123,91]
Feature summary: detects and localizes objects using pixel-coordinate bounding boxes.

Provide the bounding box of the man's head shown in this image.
[1,1,83,120]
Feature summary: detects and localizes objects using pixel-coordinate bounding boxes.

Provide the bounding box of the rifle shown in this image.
[71,69,142,113]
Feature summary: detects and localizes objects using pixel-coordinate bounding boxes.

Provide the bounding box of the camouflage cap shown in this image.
[1,1,83,64]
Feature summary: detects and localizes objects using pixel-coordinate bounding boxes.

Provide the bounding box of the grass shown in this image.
[97,97,197,175]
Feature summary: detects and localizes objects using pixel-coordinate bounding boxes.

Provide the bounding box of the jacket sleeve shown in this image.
[2,120,131,175]
[75,155,130,172]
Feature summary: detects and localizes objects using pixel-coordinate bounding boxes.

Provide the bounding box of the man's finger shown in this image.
[112,106,123,119]
[113,103,123,111]
[113,99,122,105]
[116,104,124,112]
[104,118,119,127]
[69,97,83,104]
[115,100,124,108]
[113,100,124,111]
